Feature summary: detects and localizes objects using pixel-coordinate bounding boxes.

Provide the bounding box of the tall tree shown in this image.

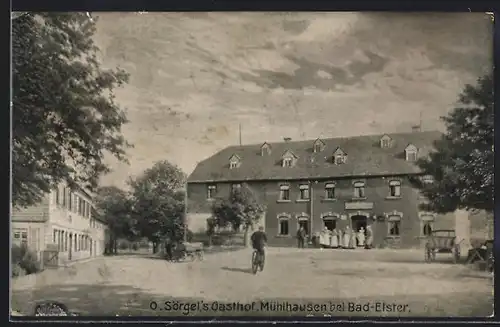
[211,184,266,246]
[414,73,493,213]
[94,186,138,254]
[128,161,186,253]
[12,13,131,208]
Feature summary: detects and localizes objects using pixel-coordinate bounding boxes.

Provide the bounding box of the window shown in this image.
[278,217,289,236]
[299,184,310,200]
[261,143,271,156]
[388,216,401,236]
[314,144,321,153]
[421,215,434,236]
[335,155,345,165]
[323,217,336,231]
[279,184,290,201]
[62,188,67,207]
[283,158,292,167]
[55,187,60,205]
[53,230,57,243]
[207,184,217,199]
[405,144,418,162]
[325,183,335,199]
[389,180,401,197]
[68,191,72,211]
[230,161,238,169]
[231,183,241,191]
[353,181,365,199]
[14,232,20,239]
[380,135,392,148]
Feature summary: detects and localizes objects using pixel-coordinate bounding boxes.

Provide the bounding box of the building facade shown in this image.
[11,184,108,264]
[186,131,468,249]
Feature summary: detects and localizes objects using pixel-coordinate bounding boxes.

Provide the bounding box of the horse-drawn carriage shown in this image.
[424,229,462,263]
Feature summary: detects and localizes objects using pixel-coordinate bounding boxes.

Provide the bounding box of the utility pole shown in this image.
[239,123,242,146]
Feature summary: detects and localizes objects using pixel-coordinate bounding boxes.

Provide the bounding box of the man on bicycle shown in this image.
[251,226,267,264]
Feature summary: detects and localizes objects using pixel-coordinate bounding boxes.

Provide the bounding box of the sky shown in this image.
[91,12,493,188]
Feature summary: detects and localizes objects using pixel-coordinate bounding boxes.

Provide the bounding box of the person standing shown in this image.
[365,225,373,249]
[297,226,306,248]
[331,228,339,249]
[343,226,352,249]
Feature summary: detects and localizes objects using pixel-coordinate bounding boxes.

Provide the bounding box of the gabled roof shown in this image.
[333,147,347,156]
[405,143,418,152]
[380,134,392,141]
[281,149,298,159]
[229,153,241,161]
[187,131,442,183]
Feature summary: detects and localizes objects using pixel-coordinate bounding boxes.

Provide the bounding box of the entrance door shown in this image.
[351,215,368,246]
[323,218,336,231]
[298,219,309,235]
[68,234,72,260]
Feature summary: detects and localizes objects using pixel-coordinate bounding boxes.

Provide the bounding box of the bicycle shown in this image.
[251,248,265,274]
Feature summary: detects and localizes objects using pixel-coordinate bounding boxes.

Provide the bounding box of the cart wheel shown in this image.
[425,243,432,262]
[452,245,460,263]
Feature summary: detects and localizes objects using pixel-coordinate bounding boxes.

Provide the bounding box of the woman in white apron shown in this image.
[343,226,352,249]
[319,227,329,248]
[358,227,366,247]
[330,229,339,248]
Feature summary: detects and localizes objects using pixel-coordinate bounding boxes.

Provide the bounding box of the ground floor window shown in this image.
[388,216,401,236]
[278,217,289,236]
[421,215,434,236]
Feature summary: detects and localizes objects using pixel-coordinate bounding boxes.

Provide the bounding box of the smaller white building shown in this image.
[11,184,109,265]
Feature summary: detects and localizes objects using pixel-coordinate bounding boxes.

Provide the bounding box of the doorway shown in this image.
[323,218,336,231]
[298,219,309,235]
[90,238,93,256]
[351,215,368,247]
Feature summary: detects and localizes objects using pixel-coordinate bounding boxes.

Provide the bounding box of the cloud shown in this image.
[91,12,493,187]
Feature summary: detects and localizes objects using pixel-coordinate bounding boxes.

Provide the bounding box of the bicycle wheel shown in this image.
[259,253,265,271]
[251,251,258,274]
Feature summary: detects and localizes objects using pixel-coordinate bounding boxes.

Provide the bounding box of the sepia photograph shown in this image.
[11,12,494,318]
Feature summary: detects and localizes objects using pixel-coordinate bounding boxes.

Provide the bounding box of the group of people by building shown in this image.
[296,225,373,249]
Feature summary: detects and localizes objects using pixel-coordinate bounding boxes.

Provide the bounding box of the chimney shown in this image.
[284,137,292,142]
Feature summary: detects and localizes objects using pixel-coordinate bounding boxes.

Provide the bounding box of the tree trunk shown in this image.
[113,239,118,254]
[208,235,212,247]
[152,242,158,254]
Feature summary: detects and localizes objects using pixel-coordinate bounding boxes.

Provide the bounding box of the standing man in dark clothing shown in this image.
[251,226,267,264]
[297,226,306,248]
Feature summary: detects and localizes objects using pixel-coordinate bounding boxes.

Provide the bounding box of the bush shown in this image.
[12,264,26,278]
[131,243,139,251]
[11,244,41,276]
[118,241,129,250]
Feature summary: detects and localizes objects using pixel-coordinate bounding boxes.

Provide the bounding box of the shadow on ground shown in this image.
[11,283,493,318]
[220,266,254,274]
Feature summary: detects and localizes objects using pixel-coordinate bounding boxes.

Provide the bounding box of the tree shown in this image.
[413,73,493,214]
[128,161,186,253]
[94,186,138,254]
[12,13,131,209]
[211,184,266,246]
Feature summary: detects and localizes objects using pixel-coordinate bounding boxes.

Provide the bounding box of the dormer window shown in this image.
[405,144,418,162]
[228,154,241,169]
[313,138,325,153]
[261,142,272,156]
[333,147,347,165]
[281,150,298,168]
[380,134,392,148]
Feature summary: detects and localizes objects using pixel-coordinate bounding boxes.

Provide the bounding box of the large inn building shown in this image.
[186,130,471,249]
